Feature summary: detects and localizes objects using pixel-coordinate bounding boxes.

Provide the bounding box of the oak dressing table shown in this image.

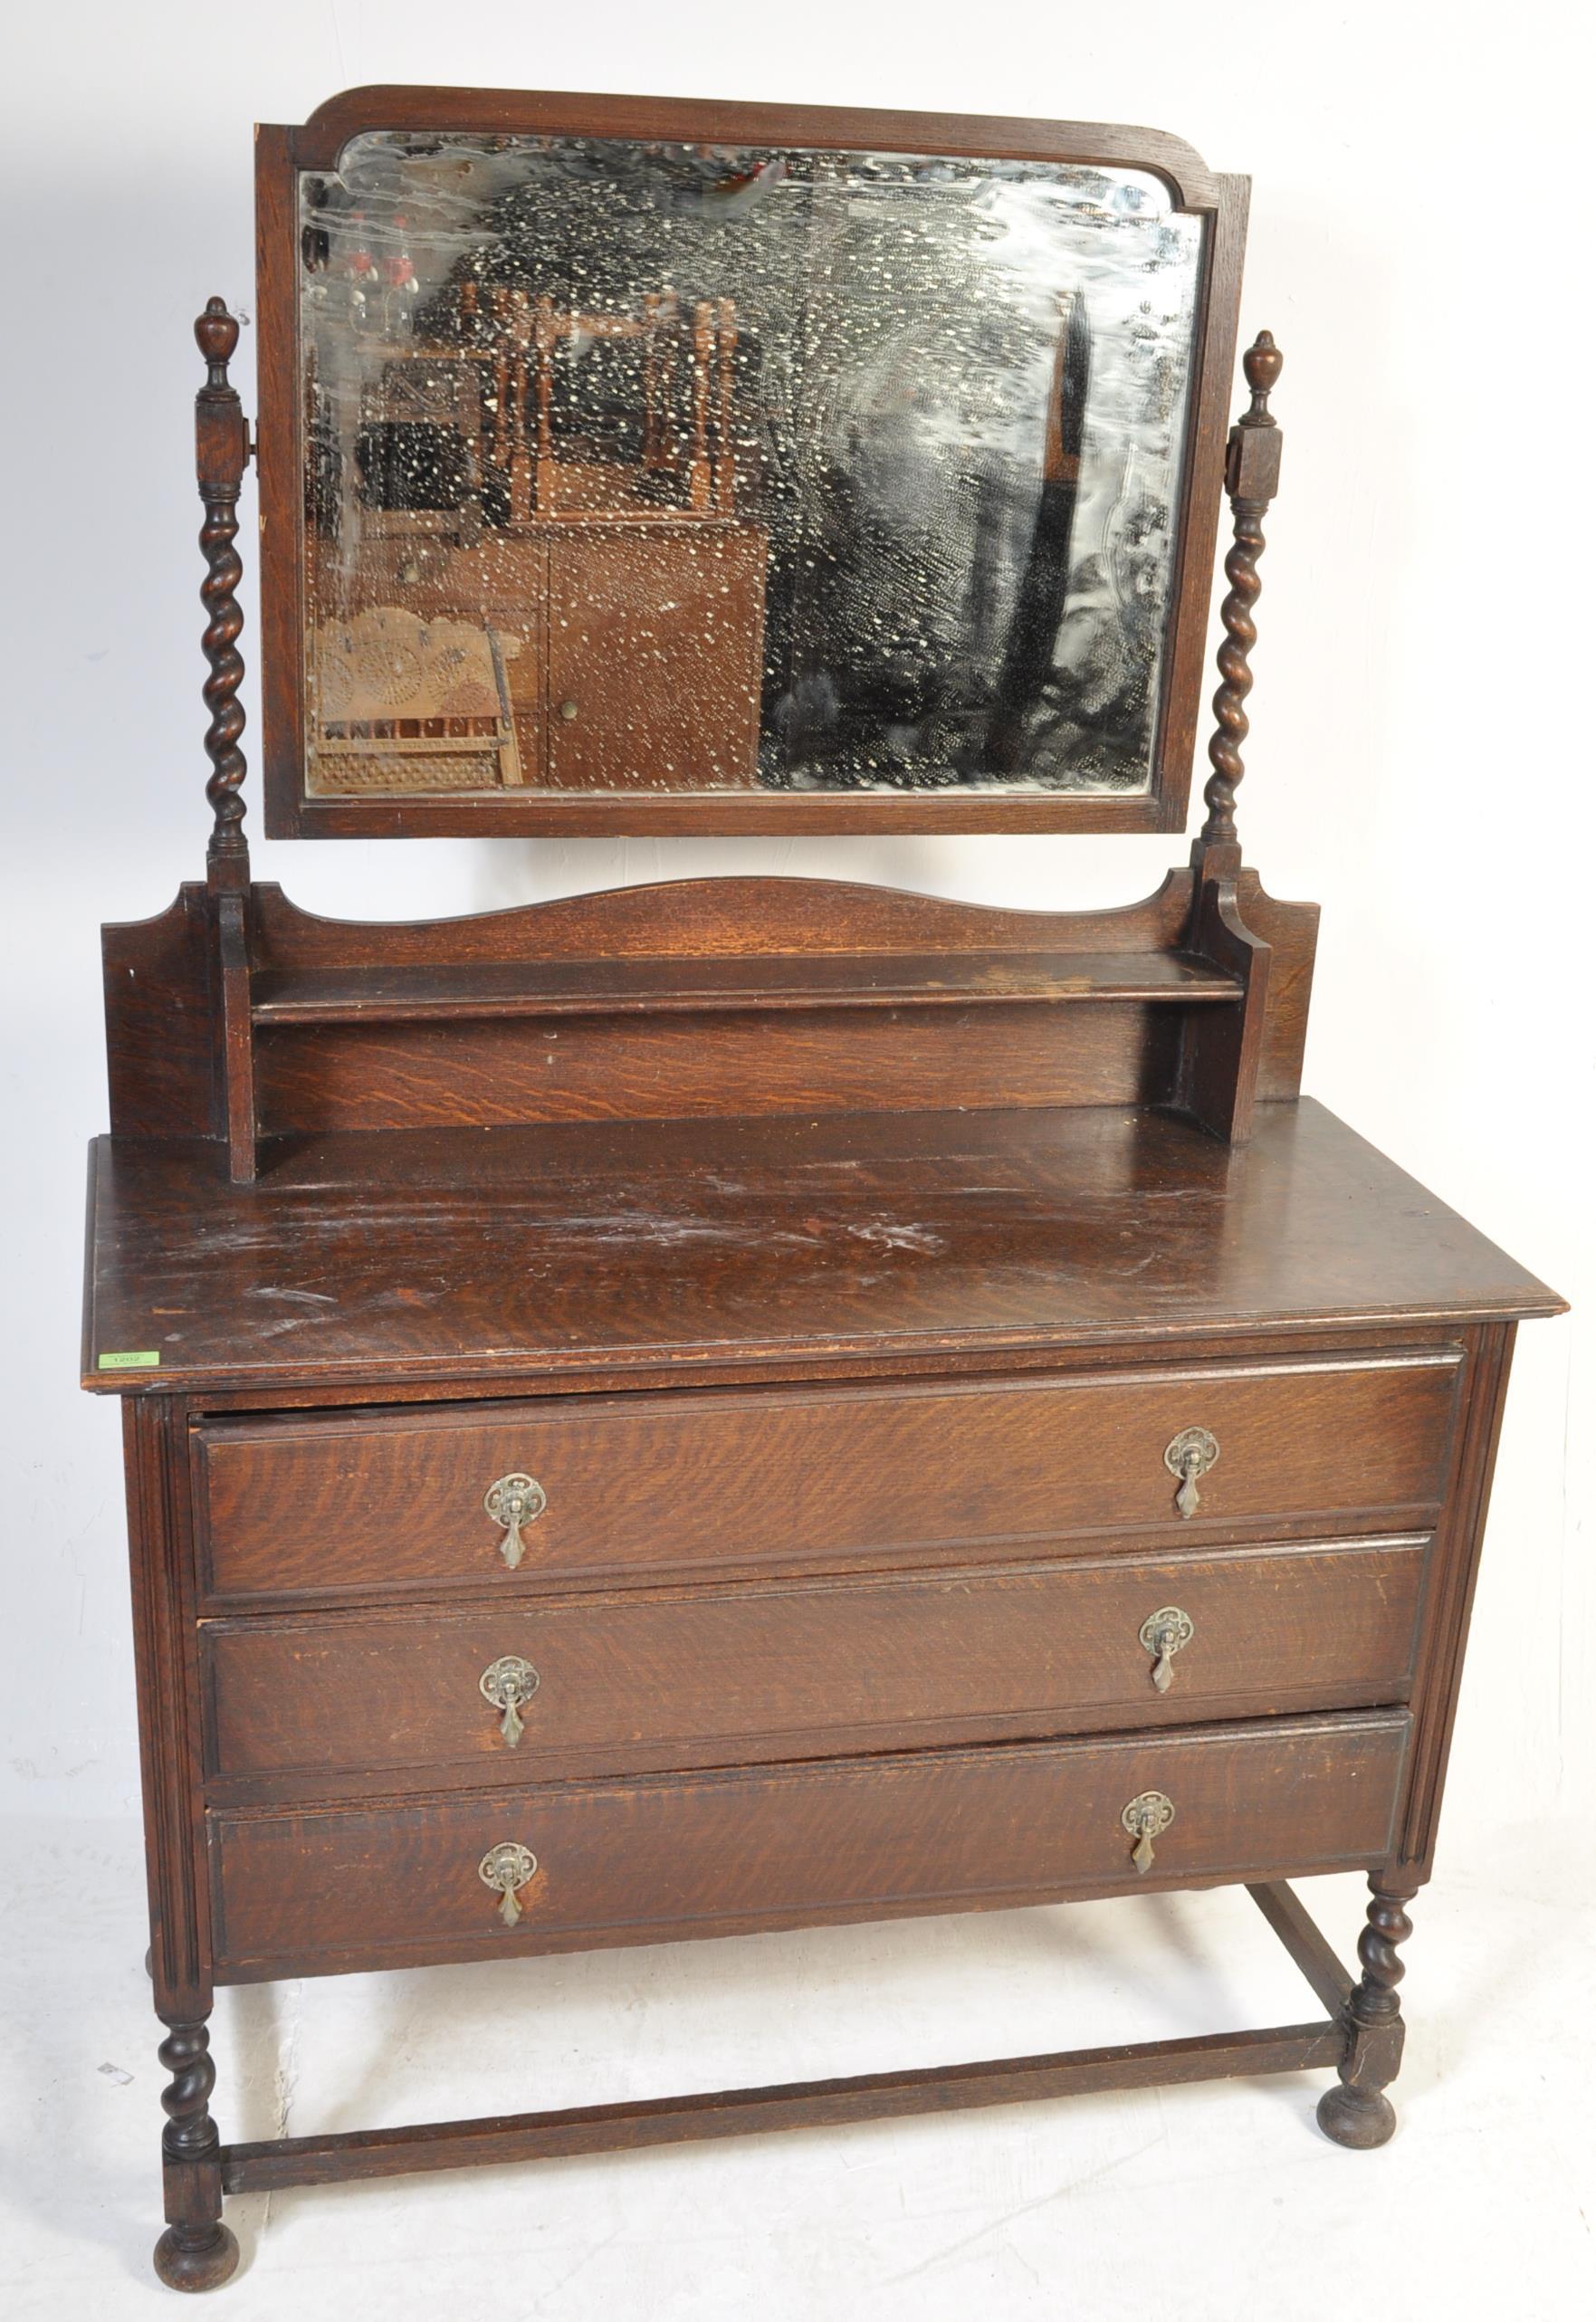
[81,87,1562,2289]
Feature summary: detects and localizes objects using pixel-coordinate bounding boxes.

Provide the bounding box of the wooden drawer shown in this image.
[200,1534,1429,1792]
[193,1354,1461,1604]
[208,1710,1411,1975]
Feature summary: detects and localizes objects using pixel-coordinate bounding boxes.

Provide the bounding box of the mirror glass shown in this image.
[299,132,1204,799]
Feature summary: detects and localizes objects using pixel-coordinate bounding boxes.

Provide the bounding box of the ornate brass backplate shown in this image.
[1120,1790,1176,1874]
[1163,1427,1219,1518]
[478,1839,539,1925]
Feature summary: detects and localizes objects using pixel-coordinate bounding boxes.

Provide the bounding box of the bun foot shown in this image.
[154,2222,240,2291]
[155,2021,234,2289]
[1317,1880,1418,2153]
[1316,2082,1397,2149]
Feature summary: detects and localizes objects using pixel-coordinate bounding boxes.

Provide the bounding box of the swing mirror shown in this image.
[258,91,1247,836]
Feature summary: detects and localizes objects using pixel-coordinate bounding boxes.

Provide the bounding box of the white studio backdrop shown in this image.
[0,2,1587,1868]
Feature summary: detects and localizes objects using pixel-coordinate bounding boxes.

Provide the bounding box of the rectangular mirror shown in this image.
[259,94,1247,836]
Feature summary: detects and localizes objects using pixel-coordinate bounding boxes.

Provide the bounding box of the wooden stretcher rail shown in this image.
[217,1880,1349,2195]
[1247,1877,1355,2014]
[221,2020,1343,2192]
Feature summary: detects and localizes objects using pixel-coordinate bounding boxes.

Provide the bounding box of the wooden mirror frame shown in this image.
[257,87,1249,840]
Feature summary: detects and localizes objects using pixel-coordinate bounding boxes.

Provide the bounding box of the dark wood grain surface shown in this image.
[199,1534,1428,1794]
[99,872,1320,1167]
[290,90,1224,195]
[252,996,1188,1132]
[208,1710,1410,1977]
[192,1358,1457,1602]
[248,948,1240,1022]
[83,1099,1560,1394]
[247,868,1202,963]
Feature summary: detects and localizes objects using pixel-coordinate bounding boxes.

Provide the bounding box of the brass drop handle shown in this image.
[479,1840,538,1926]
[1163,1427,1219,1518]
[557,698,578,721]
[479,1655,540,1747]
[1138,1606,1194,1693]
[483,1472,547,1569]
[1121,1791,1175,1875]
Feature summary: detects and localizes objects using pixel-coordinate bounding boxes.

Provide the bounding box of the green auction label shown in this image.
[98,1350,161,1371]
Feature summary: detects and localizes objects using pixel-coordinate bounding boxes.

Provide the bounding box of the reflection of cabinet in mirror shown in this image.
[308,289,768,794]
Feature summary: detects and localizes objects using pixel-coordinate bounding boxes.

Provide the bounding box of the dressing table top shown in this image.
[82,1099,1561,1397]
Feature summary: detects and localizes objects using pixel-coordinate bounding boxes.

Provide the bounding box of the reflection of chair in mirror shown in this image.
[310,607,522,792]
[311,287,767,796]
[518,289,742,519]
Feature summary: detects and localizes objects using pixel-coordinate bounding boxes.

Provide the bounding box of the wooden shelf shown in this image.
[250,950,1243,1027]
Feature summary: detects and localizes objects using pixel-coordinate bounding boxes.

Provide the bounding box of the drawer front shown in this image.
[209,1711,1410,1974]
[201,1534,1429,1790]
[194,1355,1460,1603]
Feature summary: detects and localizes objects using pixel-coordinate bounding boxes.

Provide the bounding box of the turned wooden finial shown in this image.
[1198,330,1284,852]
[195,294,241,376]
[194,299,253,892]
[1242,327,1283,408]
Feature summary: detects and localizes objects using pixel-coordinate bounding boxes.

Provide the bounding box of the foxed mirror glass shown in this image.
[261,98,1244,835]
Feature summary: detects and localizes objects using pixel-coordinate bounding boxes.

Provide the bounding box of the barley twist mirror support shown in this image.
[1198,330,1283,856]
[194,300,253,895]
